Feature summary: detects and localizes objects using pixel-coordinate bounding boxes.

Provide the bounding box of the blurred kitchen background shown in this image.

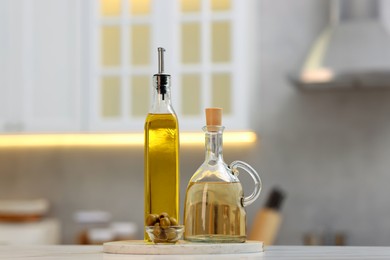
[1,0,390,246]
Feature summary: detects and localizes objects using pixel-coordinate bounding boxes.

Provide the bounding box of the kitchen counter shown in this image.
[1,245,390,259]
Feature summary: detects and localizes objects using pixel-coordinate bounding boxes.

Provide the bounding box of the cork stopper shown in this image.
[205,108,222,126]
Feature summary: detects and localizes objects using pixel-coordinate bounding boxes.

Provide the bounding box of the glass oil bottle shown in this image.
[144,48,179,239]
[184,108,262,243]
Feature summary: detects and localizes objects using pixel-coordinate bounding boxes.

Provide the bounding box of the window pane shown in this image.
[211,0,230,11]
[181,0,201,12]
[130,0,150,15]
[131,25,150,65]
[212,22,231,62]
[131,76,149,116]
[212,74,231,114]
[101,26,121,66]
[101,77,121,117]
[101,0,121,16]
[182,23,201,63]
[182,74,201,115]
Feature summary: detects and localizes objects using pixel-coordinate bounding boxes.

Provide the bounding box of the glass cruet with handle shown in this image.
[184,108,262,243]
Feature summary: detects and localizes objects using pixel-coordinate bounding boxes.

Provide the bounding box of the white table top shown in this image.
[1,245,390,259]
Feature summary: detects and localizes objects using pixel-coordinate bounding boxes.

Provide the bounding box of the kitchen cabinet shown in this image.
[0,0,256,133]
[89,0,253,132]
[0,0,82,133]
[0,0,26,132]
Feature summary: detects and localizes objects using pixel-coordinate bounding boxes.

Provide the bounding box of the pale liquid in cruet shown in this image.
[184,182,246,243]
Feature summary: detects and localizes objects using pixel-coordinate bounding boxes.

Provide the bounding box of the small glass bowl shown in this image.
[145,225,184,244]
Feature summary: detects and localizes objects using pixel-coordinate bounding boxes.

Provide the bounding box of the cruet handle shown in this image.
[229,161,262,207]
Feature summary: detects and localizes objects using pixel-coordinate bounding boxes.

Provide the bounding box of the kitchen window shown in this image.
[89,0,253,131]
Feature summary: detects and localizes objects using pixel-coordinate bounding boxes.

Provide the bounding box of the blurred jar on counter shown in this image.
[73,210,111,244]
[110,222,138,241]
[303,231,347,246]
[73,211,138,244]
[87,228,114,245]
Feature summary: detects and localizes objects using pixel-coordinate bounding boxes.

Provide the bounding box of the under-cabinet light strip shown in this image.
[0,132,257,147]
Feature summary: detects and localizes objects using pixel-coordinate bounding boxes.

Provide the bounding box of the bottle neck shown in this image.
[150,74,174,113]
[151,90,172,107]
[203,126,225,163]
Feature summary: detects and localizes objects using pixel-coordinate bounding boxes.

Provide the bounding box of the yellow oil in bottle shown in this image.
[144,113,179,236]
[184,182,246,243]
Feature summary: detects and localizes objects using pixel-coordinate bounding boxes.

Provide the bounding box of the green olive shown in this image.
[169,217,178,226]
[146,214,159,226]
[153,223,162,237]
[165,228,176,240]
[159,212,169,219]
[157,229,167,240]
[160,217,171,229]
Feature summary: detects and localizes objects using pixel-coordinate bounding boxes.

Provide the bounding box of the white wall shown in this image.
[253,0,390,245]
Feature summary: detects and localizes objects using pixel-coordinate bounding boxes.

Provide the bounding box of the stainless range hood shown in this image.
[291,0,390,89]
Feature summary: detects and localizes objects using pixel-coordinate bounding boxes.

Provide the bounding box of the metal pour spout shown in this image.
[158,47,165,74]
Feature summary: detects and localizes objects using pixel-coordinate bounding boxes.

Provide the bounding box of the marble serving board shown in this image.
[103,240,263,255]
